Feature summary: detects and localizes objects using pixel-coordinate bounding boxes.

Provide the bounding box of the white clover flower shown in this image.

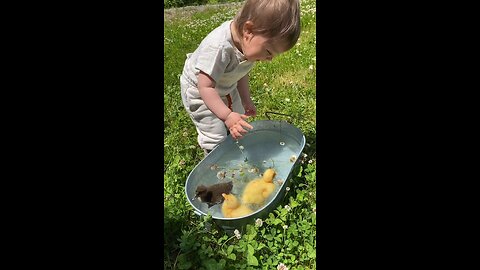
[255,218,263,227]
[284,205,291,211]
[303,153,308,158]
[286,187,290,192]
[217,171,226,180]
[234,229,241,239]
[263,83,268,87]
[179,160,186,166]
[282,225,288,230]
[289,81,293,84]
[182,131,188,137]
[277,263,288,270]
[309,65,314,70]
[308,159,313,164]
[285,98,290,102]
[189,145,196,149]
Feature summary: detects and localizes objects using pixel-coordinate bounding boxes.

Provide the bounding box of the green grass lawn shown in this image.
[164,1,316,269]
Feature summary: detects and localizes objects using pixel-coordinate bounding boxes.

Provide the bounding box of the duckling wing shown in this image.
[231,205,253,218]
[242,179,264,203]
[261,183,276,198]
[242,188,265,204]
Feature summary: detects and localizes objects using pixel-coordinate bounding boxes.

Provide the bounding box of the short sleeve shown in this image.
[195,45,231,83]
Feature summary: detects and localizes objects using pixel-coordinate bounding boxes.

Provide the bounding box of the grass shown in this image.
[164,0,316,269]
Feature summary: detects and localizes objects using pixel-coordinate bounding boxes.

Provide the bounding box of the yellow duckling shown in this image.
[221,193,253,218]
[241,168,276,206]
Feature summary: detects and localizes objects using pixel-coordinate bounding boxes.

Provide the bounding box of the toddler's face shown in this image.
[242,34,288,62]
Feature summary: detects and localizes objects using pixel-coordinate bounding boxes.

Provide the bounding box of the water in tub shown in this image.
[192,130,300,218]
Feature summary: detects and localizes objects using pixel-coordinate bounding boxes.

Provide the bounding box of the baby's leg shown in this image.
[190,108,228,151]
[194,89,245,151]
[181,81,229,151]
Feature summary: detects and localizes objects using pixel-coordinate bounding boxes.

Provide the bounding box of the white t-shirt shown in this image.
[181,20,255,98]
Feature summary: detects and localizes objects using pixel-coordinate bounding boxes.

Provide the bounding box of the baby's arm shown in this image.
[198,71,253,139]
[198,71,231,120]
[237,75,257,116]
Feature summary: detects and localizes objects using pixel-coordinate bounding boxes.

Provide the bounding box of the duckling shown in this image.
[241,168,276,206]
[221,193,253,218]
[195,181,233,208]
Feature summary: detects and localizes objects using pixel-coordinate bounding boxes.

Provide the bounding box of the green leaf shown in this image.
[247,254,259,266]
[203,258,218,270]
[290,200,299,208]
[218,235,228,243]
[177,254,192,269]
[218,259,226,268]
[297,165,303,176]
[227,253,236,260]
[272,218,282,225]
[247,244,254,256]
[227,245,234,254]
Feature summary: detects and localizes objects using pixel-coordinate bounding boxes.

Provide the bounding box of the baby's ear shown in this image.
[243,21,254,39]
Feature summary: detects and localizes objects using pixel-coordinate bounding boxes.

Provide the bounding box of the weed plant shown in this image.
[164,0,316,269]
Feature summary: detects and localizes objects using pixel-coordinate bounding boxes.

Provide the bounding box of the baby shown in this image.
[180,0,301,156]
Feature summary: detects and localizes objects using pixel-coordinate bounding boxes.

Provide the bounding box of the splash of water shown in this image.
[235,140,248,162]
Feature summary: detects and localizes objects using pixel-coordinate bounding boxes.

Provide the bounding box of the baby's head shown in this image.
[233,0,301,61]
[262,168,276,183]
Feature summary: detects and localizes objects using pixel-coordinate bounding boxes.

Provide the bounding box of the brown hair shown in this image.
[234,0,301,51]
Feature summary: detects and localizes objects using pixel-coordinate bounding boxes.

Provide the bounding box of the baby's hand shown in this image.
[224,112,253,139]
